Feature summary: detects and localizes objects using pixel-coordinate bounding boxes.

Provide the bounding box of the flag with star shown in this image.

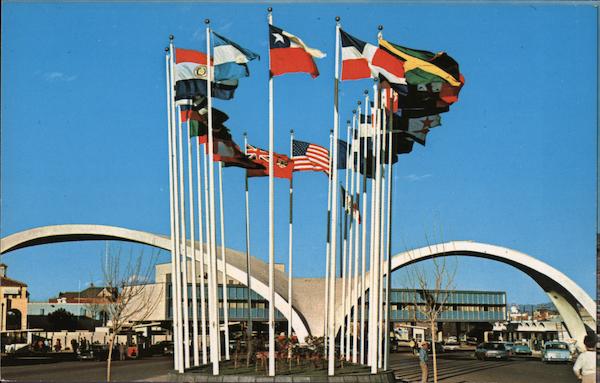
[269,24,326,78]
[394,113,442,146]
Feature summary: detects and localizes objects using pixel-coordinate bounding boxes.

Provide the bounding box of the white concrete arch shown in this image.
[0,224,311,340]
[337,241,595,350]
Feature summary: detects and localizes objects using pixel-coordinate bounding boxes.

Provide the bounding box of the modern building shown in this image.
[0,264,28,331]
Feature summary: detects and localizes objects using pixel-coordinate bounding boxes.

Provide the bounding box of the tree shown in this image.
[85,301,109,326]
[47,308,78,331]
[102,247,161,382]
[404,238,457,383]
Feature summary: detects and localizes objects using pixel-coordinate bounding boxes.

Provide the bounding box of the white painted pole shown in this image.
[205,19,220,375]
[383,100,394,371]
[288,130,294,339]
[378,100,387,370]
[243,133,253,345]
[267,8,276,377]
[329,17,341,377]
[168,40,184,373]
[340,120,350,360]
[177,103,191,370]
[359,93,368,365]
[367,92,376,369]
[218,162,230,360]
[202,147,214,364]
[346,117,355,362]
[323,129,333,354]
[165,48,180,372]
[186,101,200,367]
[195,138,208,365]
[350,109,359,364]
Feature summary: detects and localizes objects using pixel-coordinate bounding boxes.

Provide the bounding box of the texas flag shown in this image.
[269,24,325,78]
[340,29,405,84]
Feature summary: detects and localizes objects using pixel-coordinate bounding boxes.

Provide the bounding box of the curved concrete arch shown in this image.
[338,241,595,350]
[0,224,311,340]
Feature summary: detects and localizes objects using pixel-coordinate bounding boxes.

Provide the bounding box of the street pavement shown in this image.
[390,351,579,383]
[0,352,581,382]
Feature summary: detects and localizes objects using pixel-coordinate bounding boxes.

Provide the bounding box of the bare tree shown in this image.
[102,247,162,382]
[85,301,108,326]
[404,234,456,383]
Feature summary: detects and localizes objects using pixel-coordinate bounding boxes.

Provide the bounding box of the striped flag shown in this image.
[292,140,330,174]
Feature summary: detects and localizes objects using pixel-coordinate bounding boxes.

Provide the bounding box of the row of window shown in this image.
[389,290,506,305]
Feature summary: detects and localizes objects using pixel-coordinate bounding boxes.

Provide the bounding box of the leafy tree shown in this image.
[47,308,78,331]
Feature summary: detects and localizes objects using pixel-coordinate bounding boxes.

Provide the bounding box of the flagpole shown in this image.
[323,129,333,355]
[328,16,342,377]
[383,92,394,371]
[205,19,220,375]
[350,109,358,364]
[367,89,376,369]
[186,101,200,367]
[288,129,294,340]
[377,90,386,370]
[359,91,368,365]
[202,146,215,365]
[218,162,230,360]
[195,136,208,365]
[267,7,276,377]
[340,120,350,360]
[243,133,253,356]
[176,102,191,370]
[168,38,185,373]
[165,46,180,372]
[344,119,354,362]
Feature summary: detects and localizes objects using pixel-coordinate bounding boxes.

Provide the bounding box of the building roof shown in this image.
[58,286,114,299]
[0,276,27,287]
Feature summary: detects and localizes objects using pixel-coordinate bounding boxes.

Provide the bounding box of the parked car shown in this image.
[77,344,112,361]
[446,336,458,344]
[474,342,510,360]
[542,341,572,363]
[503,342,515,354]
[425,341,445,354]
[443,340,460,351]
[512,343,532,356]
[466,337,478,345]
[147,341,174,356]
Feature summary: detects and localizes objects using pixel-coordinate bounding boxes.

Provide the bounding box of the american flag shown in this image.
[292,139,330,174]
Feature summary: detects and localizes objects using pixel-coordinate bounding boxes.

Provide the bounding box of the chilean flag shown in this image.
[269,24,325,78]
[340,29,406,84]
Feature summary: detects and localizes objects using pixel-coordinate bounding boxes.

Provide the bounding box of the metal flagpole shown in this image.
[383,91,394,371]
[340,120,350,360]
[195,136,208,365]
[203,147,214,364]
[176,102,191,370]
[205,19,220,375]
[186,101,200,367]
[218,162,230,360]
[359,92,368,365]
[367,89,376,368]
[243,133,253,353]
[168,38,184,373]
[346,116,356,362]
[328,16,341,377]
[165,48,180,372]
[267,8,276,377]
[350,109,359,364]
[378,96,387,370]
[323,129,333,356]
[288,129,294,340]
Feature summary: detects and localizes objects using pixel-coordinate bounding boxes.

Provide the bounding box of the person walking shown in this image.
[119,342,126,361]
[409,338,416,355]
[573,334,596,383]
[418,341,429,383]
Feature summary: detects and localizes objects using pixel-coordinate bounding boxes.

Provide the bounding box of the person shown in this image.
[119,342,126,361]
[70,339,78,353]
[573,334,596,383]
[418,342,429,383]
[54,339,62,352]
[409,338,416,355]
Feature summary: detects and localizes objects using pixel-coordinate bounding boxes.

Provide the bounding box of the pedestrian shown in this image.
[119,342,126,361]
[573,334,596,383]
[418,341,429,383]
[54,339,62,352]
[409,338,416,355]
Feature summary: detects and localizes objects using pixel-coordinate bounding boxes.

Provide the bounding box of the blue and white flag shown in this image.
[213,32,259,81]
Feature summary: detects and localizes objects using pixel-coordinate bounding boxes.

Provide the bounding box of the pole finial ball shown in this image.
[169,34,174,40]
[205,19,210,24]
[268,7,272,12]
[352,110,356,114]
[364,90,369,95]
[357,101,361,105]
[164,47,169,52]
[335,16,340,22]
[290,129,294,134]
[378,25,383,31]
[330,129,333,134]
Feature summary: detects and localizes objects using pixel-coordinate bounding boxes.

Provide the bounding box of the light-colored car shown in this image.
[542,341,572,363]
[512,343,532,355]
[503,342,514,354]
[443,341,460,351]
[475,342,510,360]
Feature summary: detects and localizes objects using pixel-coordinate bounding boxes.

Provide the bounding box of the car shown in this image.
[77,344,111,361]
[443,341,460,351]
[466,337,478,345]
[503,342,515,354]
[147,341,174,356]
[425,341,445,354]
[474,342,510,360]
[542,341,572,363]
[512,343,532,356]
[446,336,458,343]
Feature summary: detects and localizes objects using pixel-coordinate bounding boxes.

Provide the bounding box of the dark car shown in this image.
[77,344,114,361]
[148,341,174,356]
[474,342,510,361]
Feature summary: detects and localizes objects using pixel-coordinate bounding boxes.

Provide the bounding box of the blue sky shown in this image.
[1,2,596,305]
